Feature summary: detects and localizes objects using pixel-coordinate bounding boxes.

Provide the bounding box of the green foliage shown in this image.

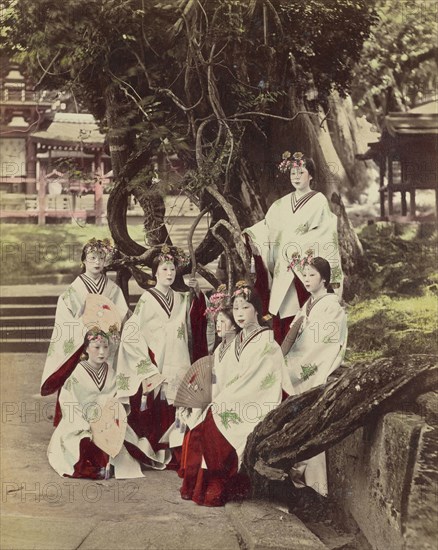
[346,222,438,362]
[351,0,437,124]
[3,0,376,191]
[346,294,438,362]
[353,222,437,297]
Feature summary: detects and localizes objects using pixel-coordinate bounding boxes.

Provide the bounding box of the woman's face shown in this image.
[215,311,235,338]
[84,251,106,277]
[155,261,176,287]
[232,296,258,330]
[303,264,326,294]
[290,164,312,192]
[86,337,110,366]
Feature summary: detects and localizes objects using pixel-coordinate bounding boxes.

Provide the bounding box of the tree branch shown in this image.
[243,354,437,480]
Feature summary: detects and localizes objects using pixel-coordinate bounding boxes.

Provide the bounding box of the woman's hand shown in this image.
[188,277,200,297]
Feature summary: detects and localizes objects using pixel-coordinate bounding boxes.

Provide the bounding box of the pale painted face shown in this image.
[86,337,110,367]
[290,164,312,192]
[215,311,235,339]
[232,296,258,330]
[303,264,326,295]
[155,261,176,287]
[84,251,106,277]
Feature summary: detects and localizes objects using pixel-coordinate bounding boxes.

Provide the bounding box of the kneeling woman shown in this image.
[47,329,118,479]
[180,282,293,506]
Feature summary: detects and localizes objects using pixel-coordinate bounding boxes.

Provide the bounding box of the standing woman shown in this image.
[283,257,347,496]
[116,246,208,468]
[180,282,294,507]
[243,151,343,344]
[41,238,129,413]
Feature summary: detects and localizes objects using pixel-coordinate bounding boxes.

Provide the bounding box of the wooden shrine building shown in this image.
[358,101,438,220]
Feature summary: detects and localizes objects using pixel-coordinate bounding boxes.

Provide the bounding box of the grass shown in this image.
[345,293,438,363]
[0,223,147,284]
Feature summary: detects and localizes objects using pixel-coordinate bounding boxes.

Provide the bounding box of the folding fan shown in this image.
[281,316,304,356]
[82,294,122,334]
[90,397,127,457]
[173,356,213,409]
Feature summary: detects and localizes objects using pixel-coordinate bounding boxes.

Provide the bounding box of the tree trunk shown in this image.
[242,354,437,494]
[104,85,170,256]
[326,91,372,202]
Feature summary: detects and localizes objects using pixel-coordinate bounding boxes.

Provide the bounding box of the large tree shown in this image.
[351,0,437,128]
[3,0,376,292]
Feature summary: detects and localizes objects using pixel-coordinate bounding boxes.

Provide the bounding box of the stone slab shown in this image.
[416,391,438,425]
[1,516,97,550]
[225,500,326,550]
[328,411,429,550]
[403,424,438,550]
[78,516,240,550]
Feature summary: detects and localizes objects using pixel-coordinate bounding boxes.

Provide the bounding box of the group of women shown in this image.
[42,152,347,506]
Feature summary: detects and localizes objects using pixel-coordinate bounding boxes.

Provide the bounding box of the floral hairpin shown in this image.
[157,244,190,268]
[232,280,252,300]
[84,237,114,256]
[86,326,110,342]
[287,249,314,272]
[205,284,230,317]
[278,151,307,173]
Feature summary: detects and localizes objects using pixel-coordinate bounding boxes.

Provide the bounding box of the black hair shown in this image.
[309,257,334,293]
[216,306,240,331]
[80,328,110,360]
[304,157,316,180]
[230,284,268,326]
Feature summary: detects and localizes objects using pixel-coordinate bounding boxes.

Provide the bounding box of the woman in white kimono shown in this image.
[243,152,343,344]
[41,239,129,422]
[179,288,239,497]
[180,282,294,507]
[48,329,118,478]
[116,248,208,469]
[283,257,347,497]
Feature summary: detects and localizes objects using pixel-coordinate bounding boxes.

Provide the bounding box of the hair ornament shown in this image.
[84,238,114,257]
[287,249,314,272]
[86,326,110,343]
[205,285,231,317]
[278,151,307,173]
[232,281,253,300]
[157,244,190,268]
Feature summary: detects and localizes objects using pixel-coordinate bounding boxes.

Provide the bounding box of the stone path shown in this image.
[0,353,327,550]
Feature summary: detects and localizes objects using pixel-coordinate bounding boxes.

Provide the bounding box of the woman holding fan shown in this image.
[179,282,293,506]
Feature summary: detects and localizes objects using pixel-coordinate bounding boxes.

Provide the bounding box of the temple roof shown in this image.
[31,113,105,149]
[384,101,438,136]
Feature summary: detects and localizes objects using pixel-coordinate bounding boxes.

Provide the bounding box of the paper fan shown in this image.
[90,398,127,457]
[173,356,213,409]
[82,294,122,334]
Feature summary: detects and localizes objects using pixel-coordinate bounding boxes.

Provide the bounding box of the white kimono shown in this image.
[243,191,343,318]
[41,274,129,396]
[210,328,294,466]
[285,293,347,496]
[116,288,196,404]
[48,361,167,478]
[212,336,238,399]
